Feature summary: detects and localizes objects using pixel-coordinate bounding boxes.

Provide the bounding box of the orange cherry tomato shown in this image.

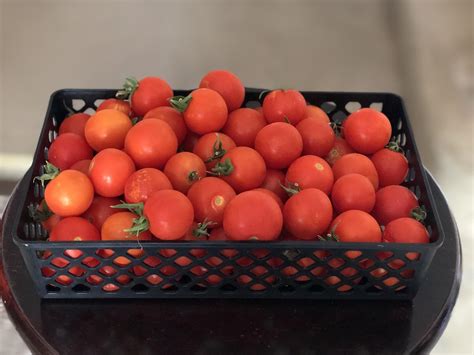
[84,109,132,151]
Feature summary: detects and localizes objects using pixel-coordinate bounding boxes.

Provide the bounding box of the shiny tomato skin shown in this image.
[163,152,206,193]
[262,89,306,125]
[50,217,100,241]
[331,173,376,213]
[144,190,194,240]
[48,133,93,170]
[305,105,330,124]
[373,185,419,225]
[332,153,379,190]
[97,98,132,117]
[124,168,172,203]
[260,169,287,202]
[220,147,267,193]
[193,132,236,169]
[124,119,178,169]
[81,196,122,230]
[84,109,132,151]
[89,148,136,197]
[383,218,429,244]
[343,108,392,154]
[286,155,334,195]
[199,70,245,112]
[325,137,355,166]
[283,188,333,240]
[296,118,335,157]
[101,212,152,241]
[223,190,283,241]
[131,76,173,117]
[70,159,91,175]
[45,170,94,217]
[371,148,409,187]
[253,188,284,210]
[330,210,382,243]
[187,177,236,226]
[143,106,187,144]
[255,122,303,169]
[58,113,90,138]
[222,108,266,147]
[184,88,228,135]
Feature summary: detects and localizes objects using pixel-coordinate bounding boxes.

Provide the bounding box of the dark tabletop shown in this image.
[0,171,462,355]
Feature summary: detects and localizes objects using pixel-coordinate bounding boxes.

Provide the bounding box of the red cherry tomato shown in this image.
[144,190,194,240]
[217,147,267,193]
[187,177,236,226]
[193,132,236,169]
[50,217,100,241]
[296,118,335,157]
[97,98,132,117]
[254,106,263,114]
[384,218,429,244]
[222,108,266,147]
[325,137,354,166]
[81,196,122,230]
[283,188,333,240]
[199,70,245,112]
[223,190,283,241]
[129,76,173,117]
[286,155,334,195]
[89,148,136,197]
[48,133,93,170]
[330,210,382,242]
[45,170,94,217]
[84,109,132,151]
[124,168,172,203]
[252,188,284,210]
[101,212,152,241]
[343,108,392,154]
[255,122,303,169]
[143,106,187,145]
[260,169,287,202]
[181,132,200,152]
[331,174,376,213]
[163,152,206,193]
[70,159,91,175]
[371,148,408,187]
[373,185,419,225]
[124,119,178,169]
[262,89,306,125]
[32,200,61,232]
[305,105,330,124]
[58,113,90,138]
[332,153,379,190]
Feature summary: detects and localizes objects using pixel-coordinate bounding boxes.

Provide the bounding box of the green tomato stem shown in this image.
[169,94,192,113]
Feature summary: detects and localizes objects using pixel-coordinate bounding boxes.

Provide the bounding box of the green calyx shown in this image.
[192,219,215,239]
[28,200,53,222]
[318,231,340,242]
[280,182,301,197]
[386,139,404,153]
[34,161,60,187]
[116,77,139,100]
[111,201,149,236]
[169,94,192,113]
[205,134,226,163]
[211,158,234,176]
[411,206,427,223]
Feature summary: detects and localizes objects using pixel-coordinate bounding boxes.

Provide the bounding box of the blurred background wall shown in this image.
[0,0,472,354]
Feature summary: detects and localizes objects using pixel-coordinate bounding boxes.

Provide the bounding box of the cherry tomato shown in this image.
[48,133,93,170]
[187,177,236,226]
[58,113,90,138]
[283,188,333,240]
[384,218,429,244]
[216,147,266,193]
[260,169,287,202]
[255,122,303,169]
[143,106,187,144]
[128,76,173,117]
[330,210,382,242]
[97,98,132,117]
[296,118,335,157]
[262,89,306,125]
[222,108,266,147]
[325,136,354,166]
[101,212,152,241]
[193,132,236,169]
[163,152,206,193]
[144,190,194,240]
[252,188,284,210]
[89,148,136,197]
[181,132,200,152]
[223,190,282,241]
[286,155,334,195]
[373,185,419,225]
[343,108,392,154]
[124,168,172,203]
[82,196,122,230]
[331,174,376,213]
[332,153,379,190]
[50,217,100,241]
[84,109,132,151]
[70,159,91,175]
[371,148,408,187]
[199,70,245,112]
[124,119,178,169]
[45,170,94,217]
[305,105,330,124]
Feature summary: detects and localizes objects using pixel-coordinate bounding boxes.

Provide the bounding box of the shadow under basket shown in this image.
[11,89,444,299]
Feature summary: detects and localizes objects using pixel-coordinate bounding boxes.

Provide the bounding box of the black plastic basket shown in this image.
[11,88,444,299]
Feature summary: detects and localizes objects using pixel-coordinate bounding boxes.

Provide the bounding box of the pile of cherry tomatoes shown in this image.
[32,70,429,251]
